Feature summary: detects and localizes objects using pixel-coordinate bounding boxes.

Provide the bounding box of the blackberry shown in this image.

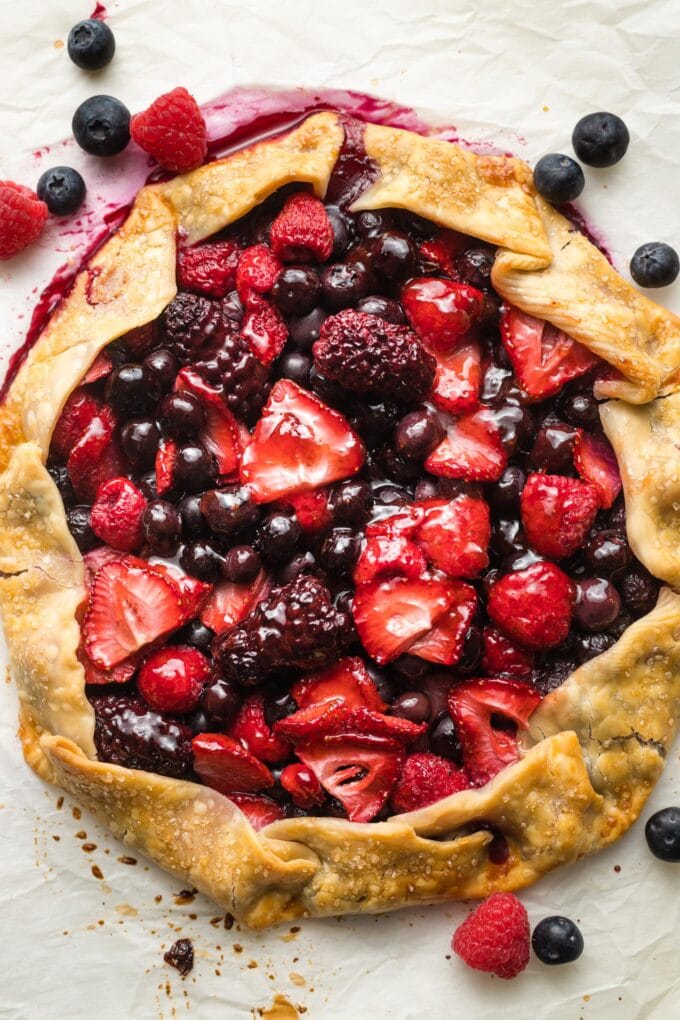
[200,332,271,421]
[90,695,193,779]
[161,291,232,363]
[313,310,435,403]
[214,575,351,686]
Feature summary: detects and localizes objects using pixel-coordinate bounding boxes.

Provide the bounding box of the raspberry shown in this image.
[235,244,282,306]
[196,332,271,421]
[177,240,240,298]
[270,192,334,263]
[90,476,147,552]
[0,181,48,260]
[161,292,233,363]
[452,893,530,979]
[130,87,207,173]
[214,575,351,686]
[313,310,436,402]
[242,297,288,365]
[487,562,575,651]
[137,645,211,714]
[90,694,193,779]
[392,753,469,813]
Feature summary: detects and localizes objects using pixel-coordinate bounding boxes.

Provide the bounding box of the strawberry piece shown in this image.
[228,793,285,830]
[487,562,575,651]
[271,698,347,740]
[520,473,600,559]
[452,893,530,979]
[83,546,128,589]
[67,406,126,501]
[82,352,114,385]
[296,736,404,822]
[228,694,292,763]
[428,339,482,415]
[147,560,213,622]
[353,511,427,586]
[280,763,325,808]
[235,244,282,306]
[83,557,184,669]
[138,645,211,714]
[391,752,470,814]
[282,488,332,535]
[573,431,622,508]
[242,296,288,365]
[425,408,507,482]
[408,581,477,665]
[270,192,334,263]
[199,570,270,634]
[240,379,365,503]
[0,181,48,260]
[499,304,598,401]
[130,86,207,173]
[418,230,468,277]
[192,734,274,795]
[352,572,457,664]
[155,438,178,495]
[415,496,490,578]
[291,657,385,713]
[276,701,425,745]
[177,240,241,298]
[401,277,484,350]
[51,389,103,461]
[174,367,241,476]
[78,645,137,686]
[481,625,534,678]
[90,477,147,553]
[448,678,541,786]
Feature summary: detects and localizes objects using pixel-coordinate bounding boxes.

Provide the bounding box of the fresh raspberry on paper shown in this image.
[0,181,48,260]
[131,87,207,173]
[452,893,530,979]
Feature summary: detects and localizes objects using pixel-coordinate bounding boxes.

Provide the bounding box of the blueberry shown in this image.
[645,806,680,862]
[36,166,86,216]
[222,544,261,584]
[178,619,214,654]
[573,577,621,631]
[142,500,182,556]
[180,540,225,582]
[120,417,161,468]
[391,691,431,724]
[533,153,585,204]
[67,18,115,70]
[271,266,321,316]
[630,242,680,288]
[318,527,362,575]
[174,444,217,492]
[72,95,130,157]
[532,916,584,965]
[356,295,406,324]
[201,678,241,725]
[572,112,629,168]
[394,407,444,460]
[277,350,313,387]
[288,307,327,350]
[255,512,302,564]
[369,231,417,284]
[321,262,370,310]
[66,505,97,552]
[106,363,160,416]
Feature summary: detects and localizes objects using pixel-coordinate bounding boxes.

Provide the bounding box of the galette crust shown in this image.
[2,110,680,928]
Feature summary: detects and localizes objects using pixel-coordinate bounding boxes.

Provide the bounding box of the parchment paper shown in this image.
[1,1,680,1017]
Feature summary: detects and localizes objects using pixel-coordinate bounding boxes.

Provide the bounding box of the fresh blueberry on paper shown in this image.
[532,916,584,965]
[533,154,585,204]
[645,806,680,860]
[36,166,86,216]
[630,242,680,288]
[72,95,130,157]
[67,18,116,70]
[572,111,629,167]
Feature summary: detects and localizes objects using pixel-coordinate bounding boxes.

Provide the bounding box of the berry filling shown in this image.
[48,138,659,826]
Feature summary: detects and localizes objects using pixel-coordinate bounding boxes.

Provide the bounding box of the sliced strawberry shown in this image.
[90,477,147,553]
[499,304,598,401]
[67,406,127,501]
[282,488,332,535]
[487,562,575,651]
[228,693,292,763]
[353,516,427,586]
[240,379,365,503]
[269,192,334,264]
[235,243,282,306]
[78,645,137,686]
[573,431,621,508]
[273,697,347,741]
[415,496,490,578]
[175,367,240,476]
[82,351,113,385]
[139,645,211,714]
[391,752,470,814]
[291,657,385,712]
[448,678,541,786]
[51,389,102,461]
[147,559,213,622]
[481,625,534,678]
[401,277,484,351]
[418,230,469,278]
[520,473,600,559]
[177,239,240,298]
[297,735,403,822]
[425,408,507,483]
[155,438,178,495]
[408,581,477,665]
[192,733,274,795]
[83,546,128,589]
[83,557,184,669]
[352,572,456,664]
[428,339,482,415]
[276,701,425,745]
[242,296,288,365]
[199,570,270,634]
[280,762,325,808]
[228,793,285,830]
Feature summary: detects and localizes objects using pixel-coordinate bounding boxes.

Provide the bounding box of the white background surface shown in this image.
[1,1,680,1018]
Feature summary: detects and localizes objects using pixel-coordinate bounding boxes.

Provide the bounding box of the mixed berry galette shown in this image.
[3,111,680,929]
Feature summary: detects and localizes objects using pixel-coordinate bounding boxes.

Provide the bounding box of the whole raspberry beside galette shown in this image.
[2,110,680,929]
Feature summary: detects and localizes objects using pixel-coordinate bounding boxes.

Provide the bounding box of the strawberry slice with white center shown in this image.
[401,277,485,350]
[83,556,185,669]
[352,572,457,664]
[51,388,103,461]
[499,304,598,401]
[573,431,622,508]
[192,734,274,795]
[228,793,285,830]
[199,569,270,634]
[353,512,427,586]
[77,644,137,686]
[275,700,425,745]
[407,581,477,665]
[425,408,507,482]
[228,693,292,763]
[291,656,385,712]
[428,339,482,415]
[296,735,405,822]
[240,379,365,503]
[155,438,178,495]
[175,367,241,477]
[418,229,469,278]
[448,678,541,786]
[147,559,213,622]
[81,351,114,385]
[282,488,332,534]
[67,406,127,501]
[415,496,490,578]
